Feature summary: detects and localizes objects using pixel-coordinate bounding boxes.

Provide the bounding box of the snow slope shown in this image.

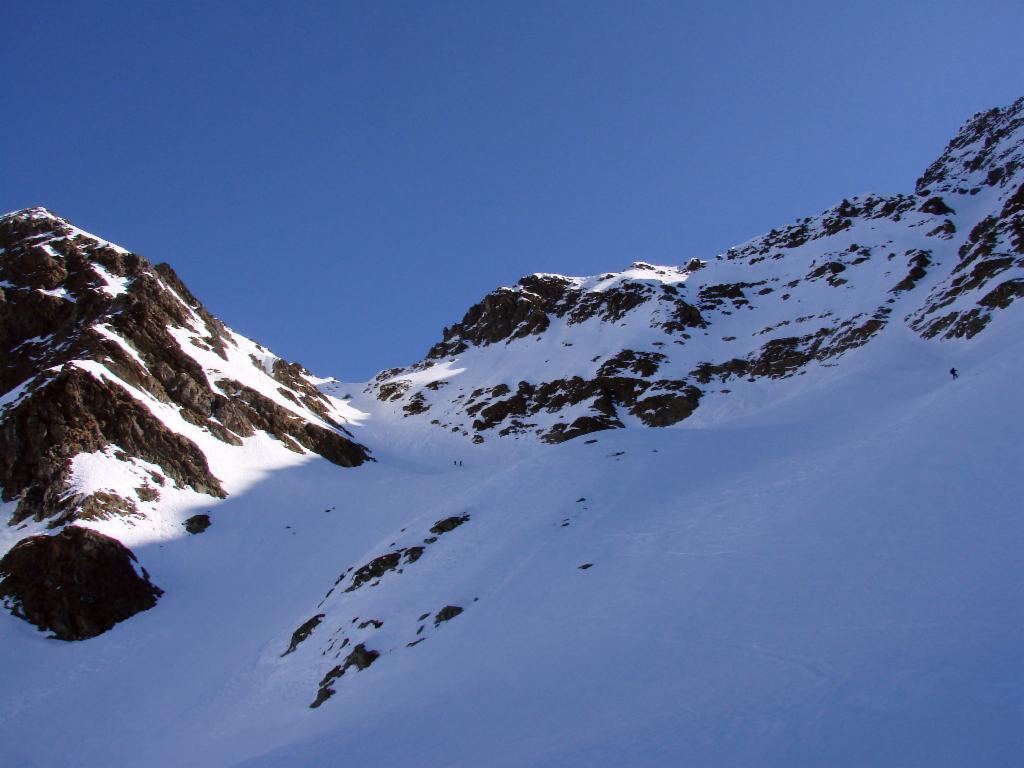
[1,312,1021,767]
[1,99,1023,766]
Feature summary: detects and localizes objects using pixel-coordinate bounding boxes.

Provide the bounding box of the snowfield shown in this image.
[1,309,1021,767]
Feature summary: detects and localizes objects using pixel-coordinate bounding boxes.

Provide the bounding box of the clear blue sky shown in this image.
[3,1,1022,379]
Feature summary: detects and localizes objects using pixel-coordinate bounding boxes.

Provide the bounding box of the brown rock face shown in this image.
[310,643,380,708]
[916,97,1024,196]
[0,207,371,524]
[0,367,225,524]
[0,527,162,641]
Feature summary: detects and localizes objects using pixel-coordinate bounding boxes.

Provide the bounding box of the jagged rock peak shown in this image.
[916,96,1024,195]
[1,208,371,526]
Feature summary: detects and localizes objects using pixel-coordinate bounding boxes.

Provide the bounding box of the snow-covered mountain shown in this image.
[0,207,369,526]
[364,97,1024,444]
[0,98,1022,767]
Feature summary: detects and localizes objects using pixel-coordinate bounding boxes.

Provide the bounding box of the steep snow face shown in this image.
[363,98,1024,445]
[0,207,370,534]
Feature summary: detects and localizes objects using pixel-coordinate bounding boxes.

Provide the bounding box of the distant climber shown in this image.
[950,367,958,380]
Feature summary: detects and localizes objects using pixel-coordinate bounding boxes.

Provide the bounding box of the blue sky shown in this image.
[3,1,1022,379]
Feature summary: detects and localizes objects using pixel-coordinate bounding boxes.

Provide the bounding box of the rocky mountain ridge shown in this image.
[0,208,370,530]
[364,96,1024,444]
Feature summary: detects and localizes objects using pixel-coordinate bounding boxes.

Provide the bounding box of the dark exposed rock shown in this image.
[658,297,707,333]
[281,613,325,656]
[402,392,430,416]
[597,350,665,378]
[691,357,753,384]
[434,605,463,626]
[470,387,530,428]
[213,379,369,468]
[345,552,403,592]
[423,270,692,362]
[807,261,846,281]
[567,282,652,324]
[136,485,160,502]
[343,537,436,592]
[0,367,225,524]
[693,316,886,383]
[631,387,702,427]
[429,514,470,535]
[916,97,1024,195]
[461,365,704,443]
[919,196,955,216]
[912,177,1024,339]
[820,212,852,237]
[979,277,1024,309]
[344,643,379,670]
[184,513,211,534]
[891,250,933,294]
[0,526,162,640]
[269,359,338,424]
[376,379,411,402]
[698,282,751,310]
[76,492,140,522]
[427,286,556,359]
[310,643,380,708]
[926,219,957,239]
[542,414,623,444]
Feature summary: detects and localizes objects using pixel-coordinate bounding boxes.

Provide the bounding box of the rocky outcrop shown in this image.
[429,514,470,535]
[692,314,887,384]
[916,97,1024,196]
[426,283,561,359]
[365,100,1024,445]
[213,379,368,467]
[423,268,703,363]
[310,643,380,708]
[184,513,212,534]
[460,370,702,443]
[0,367,225,524]
[433,605,463,626]
[0,207,371,525]
[282,613,325,657]
[0,526,162,640]
[911,181,1024,338]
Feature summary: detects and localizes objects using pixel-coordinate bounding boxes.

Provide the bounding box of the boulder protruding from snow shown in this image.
[0,526,162,640]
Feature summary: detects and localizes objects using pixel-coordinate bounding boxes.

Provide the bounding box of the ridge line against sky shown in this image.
[3,1,1023,379]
